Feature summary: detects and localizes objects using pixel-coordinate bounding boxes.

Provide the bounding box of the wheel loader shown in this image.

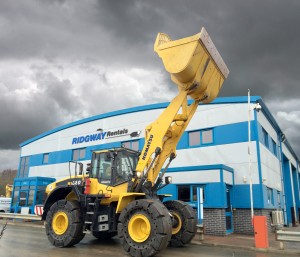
[41,27,229,257]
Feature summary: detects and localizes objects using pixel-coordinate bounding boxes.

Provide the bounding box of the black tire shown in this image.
[45,200,85,247]
[118,199,172,257]
[92,231,117,240]
[164,200,197,247]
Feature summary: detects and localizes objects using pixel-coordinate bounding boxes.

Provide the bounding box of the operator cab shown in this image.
[89,148,139,186]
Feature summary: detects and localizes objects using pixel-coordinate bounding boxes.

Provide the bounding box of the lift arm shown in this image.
[134,28,229,191]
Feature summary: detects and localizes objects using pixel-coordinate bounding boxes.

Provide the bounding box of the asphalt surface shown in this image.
[0,221,296,257]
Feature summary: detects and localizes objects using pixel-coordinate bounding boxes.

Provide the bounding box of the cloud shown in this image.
[0,0,300,170]
[0,59,174,150]
[266,98,300,157]
[0,149,20,171]
[0,60,85,150]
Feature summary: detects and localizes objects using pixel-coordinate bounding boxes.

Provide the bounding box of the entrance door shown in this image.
[225,186,233,234]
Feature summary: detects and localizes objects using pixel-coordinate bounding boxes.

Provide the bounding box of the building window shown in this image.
[19,156,30,178]
[189,129,214,147]
[262,128,269,148]
[267,187,273,205]
[72,148,86,161]
[277,191,281,208]
[201,129,213,144]
[178,185,190,202]
[271,139,277,156]
[122,140,139,151]
[178,185,205,202]
[43,153,49,164]
[189,131,200,146]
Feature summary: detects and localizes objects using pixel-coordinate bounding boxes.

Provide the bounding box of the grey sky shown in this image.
[0,0,299,170]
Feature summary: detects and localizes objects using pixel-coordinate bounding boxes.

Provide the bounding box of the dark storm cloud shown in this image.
[0,65,85,150]
[92,0,300,98]
[0,0,300,169]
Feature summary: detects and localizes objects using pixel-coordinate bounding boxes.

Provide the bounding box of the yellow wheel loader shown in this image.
[42,27,229,257]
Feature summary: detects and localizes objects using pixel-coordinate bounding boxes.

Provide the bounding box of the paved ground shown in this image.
[0,220,300,257]
[192,225,300,255]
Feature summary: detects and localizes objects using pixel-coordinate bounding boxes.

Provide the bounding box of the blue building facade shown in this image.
[18,96,299,235]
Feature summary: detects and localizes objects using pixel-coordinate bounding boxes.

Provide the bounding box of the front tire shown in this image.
[164,200,197,247]
[45,200,85,247]
[118,199,172,257]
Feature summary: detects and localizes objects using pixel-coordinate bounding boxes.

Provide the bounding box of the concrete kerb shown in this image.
[191,236,300,256]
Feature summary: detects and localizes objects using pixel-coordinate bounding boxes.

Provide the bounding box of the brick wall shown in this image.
[203,208,226,236]
[203,208,274,236]
[233,209,274,234]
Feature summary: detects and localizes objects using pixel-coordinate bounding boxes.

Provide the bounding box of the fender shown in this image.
[42,186,83,220]
[116,193,145,213]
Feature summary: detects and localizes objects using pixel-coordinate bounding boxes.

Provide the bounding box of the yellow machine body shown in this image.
[136,27,229,186]
[43,28,229,256]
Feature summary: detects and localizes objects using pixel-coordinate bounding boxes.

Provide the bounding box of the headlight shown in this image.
[136,171,142,178]
[165,176,172,184]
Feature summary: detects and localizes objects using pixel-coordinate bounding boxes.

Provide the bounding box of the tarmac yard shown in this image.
[0,222,298,257]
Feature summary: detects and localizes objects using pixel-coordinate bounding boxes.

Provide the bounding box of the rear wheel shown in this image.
[118,199,172,257]
[45,200,85,247]
[164,200,197,247]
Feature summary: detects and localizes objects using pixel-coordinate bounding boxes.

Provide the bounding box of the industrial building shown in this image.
[14,96,300,235]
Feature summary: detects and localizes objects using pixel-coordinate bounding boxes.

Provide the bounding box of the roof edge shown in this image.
[20,96,261,147]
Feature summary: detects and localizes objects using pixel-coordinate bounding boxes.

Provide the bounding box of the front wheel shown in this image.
[118,199,172,257]
[164,200,197,247]
[45,200,85,247]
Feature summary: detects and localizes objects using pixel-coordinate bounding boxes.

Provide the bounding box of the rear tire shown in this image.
[45,200,85,247]
[164,200,197,247]
[118,199,172,257]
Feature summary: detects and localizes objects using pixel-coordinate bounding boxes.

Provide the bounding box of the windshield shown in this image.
[91,149,139,185]
[114,150,138,184]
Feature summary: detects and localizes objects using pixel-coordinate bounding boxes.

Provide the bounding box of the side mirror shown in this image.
[86,163,91,172]
[78,162,83,175]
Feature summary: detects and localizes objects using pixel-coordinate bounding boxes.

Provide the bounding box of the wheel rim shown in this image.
[128,214,151,242]
[171,211,182,235]
[52,211,69,235]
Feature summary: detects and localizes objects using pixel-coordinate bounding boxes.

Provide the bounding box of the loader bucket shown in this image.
[154,27,229,103]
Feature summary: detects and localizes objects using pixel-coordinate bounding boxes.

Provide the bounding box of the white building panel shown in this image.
[29,161,90,181]
[29,163,71,180]
[21,103,253,157]
[223,170,233,185]
[282,144,297,168]
[173,142,260,184]
[187,103,251,131]
[257,112,278,142]
[168,170,220,184]
[259,143,282,190]
[21,109,161,156]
